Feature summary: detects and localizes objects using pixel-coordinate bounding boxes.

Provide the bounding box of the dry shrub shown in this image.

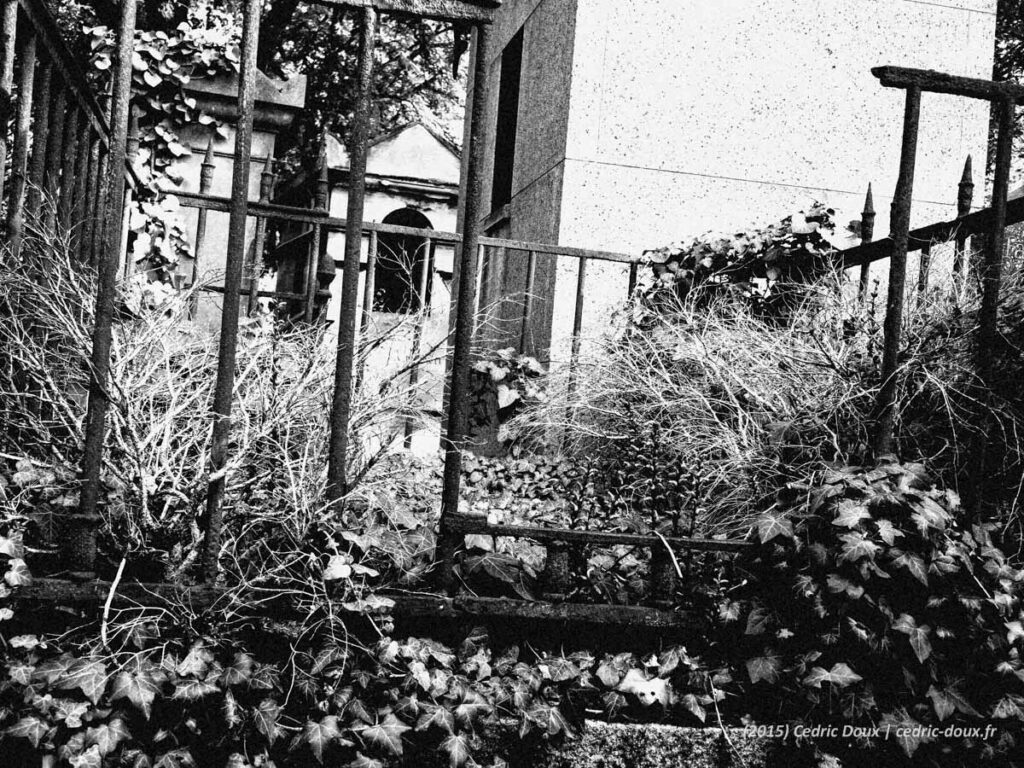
[0,225,443,594]
[508,266,1024,539]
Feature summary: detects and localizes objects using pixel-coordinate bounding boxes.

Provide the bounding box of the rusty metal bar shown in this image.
[24,56,50,221]
[71,114,91,259]
[405,236,433,447]
[541,543,570,601]
[520,249,537,353]
[977,98,1015,381]
[917,242,931,300]
[318,0,499,23]
[200,0,262,581]
[0,0,17,195]
[361,229,378,329]
[566,255,588,403]
[189,137,216,313]
[117,111,139,278]
[41,80,66,232]
[627,261,638,297]
[873,65,1024,103]
[327,6,377,503]
[247,154,275,315]
[438,22,492,591]
[89,90,111,268]
[83,130,102,266]
[303,143,329,322]
[6,31,35,254]
[857,183,875,299]
[75,0,137,578]
[872,86,921,458]
[57,105,81,227]
[953,155,974,278]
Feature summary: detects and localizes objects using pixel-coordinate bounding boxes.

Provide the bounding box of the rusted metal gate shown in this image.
[3,0,1021,627]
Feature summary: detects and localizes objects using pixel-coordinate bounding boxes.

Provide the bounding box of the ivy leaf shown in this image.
[745,607,769,635]
[53,698,90,729]
[680,693,707,722]
[347,753,385,768]
[416,703,455,734]
[826,574,864,600]
[442,733,473,768]
[302,716,348,764]
[0,535,24,558]
[803,663,863,688]
[220,653,254,687]
[111,668,161,719]
[926,686,956,721]
[880,710,931,757]
[746,654,781,684]
[153,748,196,768]
[4,557,32,586]
[756,514,793,543]
[357,714,410,757]
[893,614,932,663]
[542,657,580,683]
[323,555,353,581]
[832,502,871,529]
[595,662,623,688]
[454,690,492,729]
[524,702,576,738]
[4,715,48,747]
[58,657,108,705]
[893,553,928,586]
[69,745,103,768]
[33,653,77,685]
[222,689,243,728]
[255,699,281,745]
[992,694,1024,719]
[1006,621,1024,645]
[172,678,219,700]
[176,643,214,678]
[86,718,131,756]
[875,519,904,546]
[838,531,880,563]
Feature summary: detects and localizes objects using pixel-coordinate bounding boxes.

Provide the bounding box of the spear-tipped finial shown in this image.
[315,138,330,208]
[203,136,216,166]
[259,152,275,201]
[863,182,875,215]
[961,154,973,186]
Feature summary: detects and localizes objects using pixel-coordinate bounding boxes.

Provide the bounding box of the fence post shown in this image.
[917,242,931,302]
[75,0,137,578]
[303,140,329,322]
[977,99,1015,383]
[0,0,18,198]
[566,256,588,403]
[24,58,50,221]
[520,249,537,354]
[953,155,974,278]
[57,105,81,227]
[327,7,377,504]
[41,82,66,232]
[6,32,35,255]
[247,153,275,315]
[200,0,262,581]
[438,22,493,592]
[189,136,216,315]
[118,110,139,278]
[857,183,875,299]
[71,115,91,259]
[872,86,921,458]
[405,237,433,447]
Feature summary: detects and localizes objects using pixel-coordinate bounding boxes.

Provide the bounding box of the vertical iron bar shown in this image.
[58,106,81,228]
[361,228,378,330]
[25,57,51,221]
[41,81,66,233]
[76,0,138,578]
[953,155,974,278]
[117,111,139,278]
[917,243,931,301]
[190,136,216,314]
[627,261,638,297]
[83,130,102,266]
[89,89,111,267]
[71,114,91,259]
[0,0,17,195]
[977,99,1015,382]
[247,153,275,315]
[872,86,921,458]
[405,237,433,447]
[438,23,493,591]
[857,183,875,299]
[566,256,588,403]
[303,143,329,322]
[200,0,262,581]
[6,32,35,254]
[520,249,537,354]
[327,6,377,503]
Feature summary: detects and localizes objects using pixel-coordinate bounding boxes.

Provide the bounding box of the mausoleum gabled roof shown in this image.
[326,122,461,188]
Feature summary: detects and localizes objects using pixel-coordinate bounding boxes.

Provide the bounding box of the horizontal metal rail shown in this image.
[445,513,752,552]
[317,0,501,23]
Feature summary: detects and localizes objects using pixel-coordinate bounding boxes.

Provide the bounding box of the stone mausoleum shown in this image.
[473,0,998,364]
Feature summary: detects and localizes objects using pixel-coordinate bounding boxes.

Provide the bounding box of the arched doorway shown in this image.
[374,208,434,313]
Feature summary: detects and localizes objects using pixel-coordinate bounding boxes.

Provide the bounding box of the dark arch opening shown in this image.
[374,208,434,314]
